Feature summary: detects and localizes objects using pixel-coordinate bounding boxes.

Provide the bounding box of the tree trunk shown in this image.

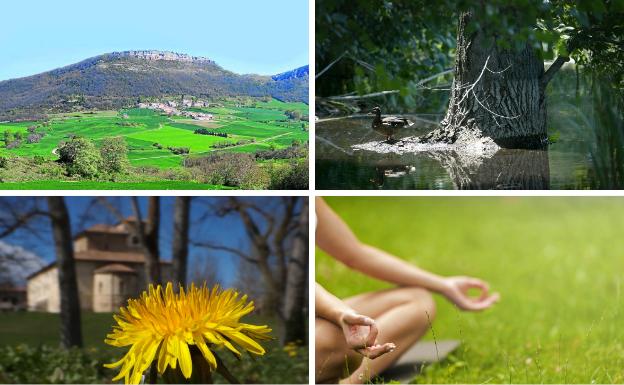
[46,197,82,348]
[421,11,548,148]
[172,197,191,287]
[131,197,161,286]
[280,198,309,345]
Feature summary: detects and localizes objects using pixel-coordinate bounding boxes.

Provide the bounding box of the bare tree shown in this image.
[172,197,191,287]
[97,197,161,285]
[0,197,83,348]
[47,197,82,348]
[189,253,220,288]
[234,254,265,307]
[133,197,161,285]
[281,198,308,344]
[193,197,307,344]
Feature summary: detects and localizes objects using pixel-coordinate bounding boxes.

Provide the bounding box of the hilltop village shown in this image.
[137,100,214,121]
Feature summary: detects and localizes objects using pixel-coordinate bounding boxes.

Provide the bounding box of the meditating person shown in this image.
[315,197,500,384]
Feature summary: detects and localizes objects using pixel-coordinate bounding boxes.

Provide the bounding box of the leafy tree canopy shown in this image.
[316,0,624,108]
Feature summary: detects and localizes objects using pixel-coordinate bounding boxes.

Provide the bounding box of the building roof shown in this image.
[74,217,145,240]
[26,255,171,280]
[94,263,137,274]
[75,250,147,263]
[0,284,26,292]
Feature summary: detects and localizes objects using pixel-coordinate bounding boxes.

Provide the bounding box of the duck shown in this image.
[369,106,414,141]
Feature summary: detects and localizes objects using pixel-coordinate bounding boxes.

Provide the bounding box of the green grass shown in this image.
[0,181,230,190]
[256,99,309,115]
[0,312,114,351]
[218,121,290,138]
[317,197,624,384]
[126,124,235,152]
[232,107,287,121]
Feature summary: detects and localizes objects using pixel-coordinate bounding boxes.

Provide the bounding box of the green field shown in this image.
[317,197,624,384]
[0,312,307,383]
[0,98,308,188]
[0,181,230,190]
[0,99,308,166]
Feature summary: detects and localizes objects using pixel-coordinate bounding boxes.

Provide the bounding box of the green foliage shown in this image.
[316,0,456,110]
[0,345,115,384]
[267,157,309,190]
[3,130,14,147]
[99,136,129,174]
[58,137,101,178]
[317,0,624,110]
[185,152,270,189]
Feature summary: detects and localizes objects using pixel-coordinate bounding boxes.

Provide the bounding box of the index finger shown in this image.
[365,322,379,347]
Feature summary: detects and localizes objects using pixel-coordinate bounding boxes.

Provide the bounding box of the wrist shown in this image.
[432,277,452,296]
[334,307,356,325]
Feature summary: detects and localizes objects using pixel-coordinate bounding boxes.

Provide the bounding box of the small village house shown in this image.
[26,218,171,313]
[0,284,27,311]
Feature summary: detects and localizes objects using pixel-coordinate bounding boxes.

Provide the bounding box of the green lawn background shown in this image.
[316,197,624,384]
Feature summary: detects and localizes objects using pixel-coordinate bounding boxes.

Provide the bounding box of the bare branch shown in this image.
[192,241,257,264]
[541,56,570,88]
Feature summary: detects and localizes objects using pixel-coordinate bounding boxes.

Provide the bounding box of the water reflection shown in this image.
[315,116,611,190]
[427,148,550,189]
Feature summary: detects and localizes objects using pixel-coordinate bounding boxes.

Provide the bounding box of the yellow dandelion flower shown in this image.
[104,282,272,384]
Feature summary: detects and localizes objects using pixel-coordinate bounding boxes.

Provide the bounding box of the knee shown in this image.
[397,287,437,322]
[315,317,363,382]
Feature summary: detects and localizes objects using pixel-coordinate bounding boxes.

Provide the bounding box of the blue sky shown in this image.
[1,197,284,288]
[0,0,308,81]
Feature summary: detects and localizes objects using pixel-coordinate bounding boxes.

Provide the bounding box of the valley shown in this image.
[0,97,308,189]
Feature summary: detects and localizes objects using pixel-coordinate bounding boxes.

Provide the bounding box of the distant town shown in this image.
[137,99,214,121]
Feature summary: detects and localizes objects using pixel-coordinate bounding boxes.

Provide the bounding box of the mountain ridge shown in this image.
[0,50,308,120]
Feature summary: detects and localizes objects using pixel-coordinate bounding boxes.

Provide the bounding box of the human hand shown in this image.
[441,276,500,311]
[339,311,396,358]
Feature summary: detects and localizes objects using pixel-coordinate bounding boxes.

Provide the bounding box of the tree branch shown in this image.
[541,55,570,88]
[192,241,257,264]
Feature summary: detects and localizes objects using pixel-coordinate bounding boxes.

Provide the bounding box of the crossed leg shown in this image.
[315,287,437,384]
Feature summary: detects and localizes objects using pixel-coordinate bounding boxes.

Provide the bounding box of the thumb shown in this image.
[342,312,374,326]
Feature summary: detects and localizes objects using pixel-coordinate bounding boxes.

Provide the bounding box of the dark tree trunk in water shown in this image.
[421,11,549,148]
[172,197,190,287]
[47,197,83,348]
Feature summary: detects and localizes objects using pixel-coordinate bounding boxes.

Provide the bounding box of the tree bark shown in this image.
[172,197,191,287]
[280,198,309,344]
[144,197,161,285]
[131,197,161,286]
[420,11,549,148]
[46,197,82,348]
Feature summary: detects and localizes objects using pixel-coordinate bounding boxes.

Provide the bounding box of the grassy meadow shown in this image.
[0,311,307,384]
[316,197,624,384]
[0,98,308,189]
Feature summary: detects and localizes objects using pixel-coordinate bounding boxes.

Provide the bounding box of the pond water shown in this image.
[315,115,618,190]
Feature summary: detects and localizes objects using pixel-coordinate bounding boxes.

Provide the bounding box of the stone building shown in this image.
[26,218,171,313]
[0,284,27,311]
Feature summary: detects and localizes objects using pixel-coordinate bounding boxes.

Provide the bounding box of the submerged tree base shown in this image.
[416,124,548,149]
[352,133,550,189]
